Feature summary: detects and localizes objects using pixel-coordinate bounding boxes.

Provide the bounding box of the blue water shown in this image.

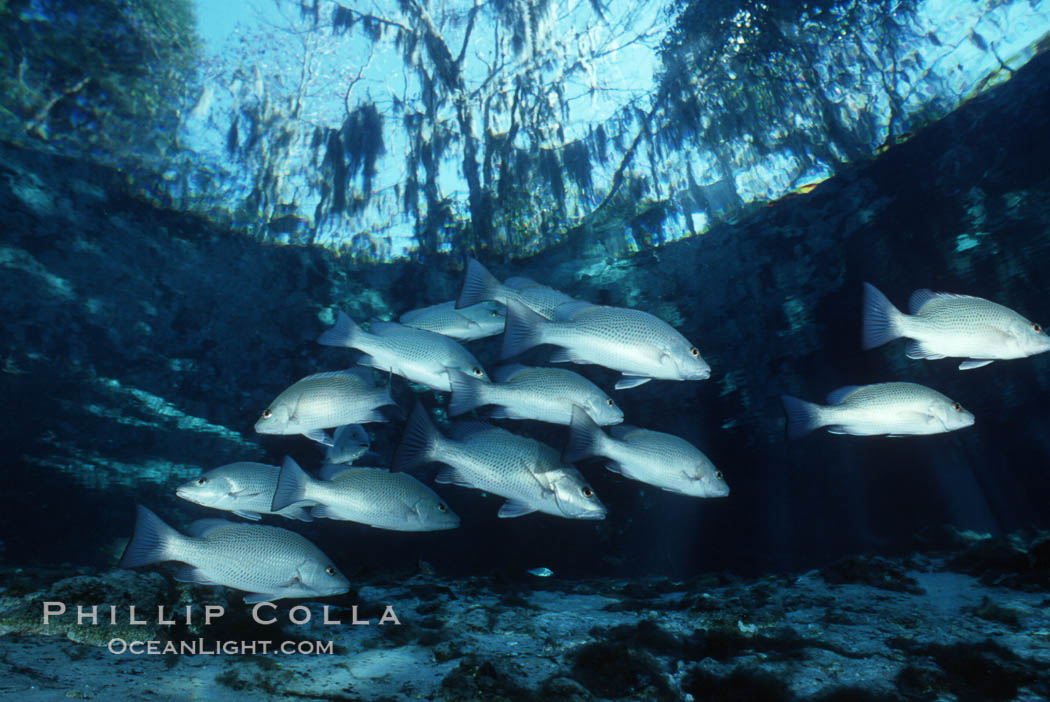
[2,1,1050,699]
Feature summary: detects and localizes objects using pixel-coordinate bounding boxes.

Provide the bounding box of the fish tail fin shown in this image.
[272,456,311,512]
[780,395,825,439]
[392,402,440,472]
[318,310,361,348]
[862,282,905,350]
[118,505,180,569]
[563,405,605,463]
[457,258,503,309]
[447,368,486,416]
[501,300,547,360]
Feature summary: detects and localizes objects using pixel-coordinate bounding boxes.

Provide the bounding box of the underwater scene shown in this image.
[2,0,1050,700]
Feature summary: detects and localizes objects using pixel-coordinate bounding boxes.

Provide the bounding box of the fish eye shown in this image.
[582,486,594,498]
[715,471,723,480]
[1033,324,1043,334]
[195,477,207,486]
[952,402,962,412]
[689,347,699,357]
[261,409,272,419]
[471,367,483,376]
[606,399,614,407]
[437,503,447,512]
[325,566,336,576]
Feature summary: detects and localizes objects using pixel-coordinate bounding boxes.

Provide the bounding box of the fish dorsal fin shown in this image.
[319,464,359,481]
[608,425,643,441]
[825,386,862,405]
[345,367,377,384]
[491,364,530,383]
[186,518,235,537]
[300,369,374,385]
[553,301,595,321]
[909,289,977,314]
[369,321,406,336]
[504,276,541,290]
[908,289,937,314]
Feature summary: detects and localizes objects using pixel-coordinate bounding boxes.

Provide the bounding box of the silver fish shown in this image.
[448,364,624,426]
[780,382,975,438]
[501,300,711,389]
[393,404,606,520]
[175,462,312,522]
[456,258,576,319]
[271,457,460,532]
[564,406,729,497]
[254,368,396,444]
[863,282,1050,369]
[400,300,505,341]
[318,311,488,392]
[324,424,371,464]
[118,505,349,603]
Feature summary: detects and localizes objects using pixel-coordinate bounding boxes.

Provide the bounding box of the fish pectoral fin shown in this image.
[905,340,946,360]
[232,510,263,520]
[435,466,476,488]
[605,461,626,476]
[243,593,282,604]
[498,500,538,518]
[959,359,994,370]
[174,566,217,585]
[304,429,335,445]
[615,376,652,390]
[825,426,850,435]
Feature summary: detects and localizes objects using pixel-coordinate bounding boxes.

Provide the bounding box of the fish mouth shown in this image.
[577,509,607,520]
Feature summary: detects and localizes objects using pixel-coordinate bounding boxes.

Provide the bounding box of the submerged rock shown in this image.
[820,555,925,595]
[0,547,1046,700]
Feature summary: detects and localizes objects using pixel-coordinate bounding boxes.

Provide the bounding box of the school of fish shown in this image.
[119,261,1049,602]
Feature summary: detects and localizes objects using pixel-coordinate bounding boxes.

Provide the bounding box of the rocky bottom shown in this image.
[1,528,1049,702]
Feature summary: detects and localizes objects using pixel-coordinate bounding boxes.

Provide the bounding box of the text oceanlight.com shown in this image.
[108,639,336,655]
